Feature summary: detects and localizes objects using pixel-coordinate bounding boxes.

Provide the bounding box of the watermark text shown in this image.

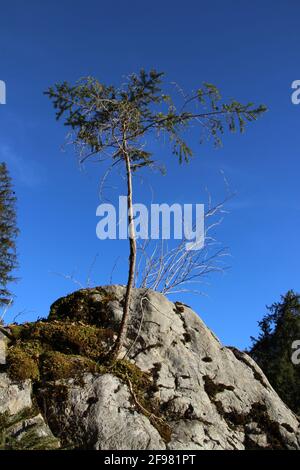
[291,80,300,104]
[96,197,205,251]
[291,340,300,365]
[0,80,6,105]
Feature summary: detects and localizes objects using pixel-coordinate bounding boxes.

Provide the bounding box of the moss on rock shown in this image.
[6,287,119,383]
[6,319,115,382]
[40,351,99,381]
[10,320,114,359]
[48,287,118,326]
[7,347,40,381]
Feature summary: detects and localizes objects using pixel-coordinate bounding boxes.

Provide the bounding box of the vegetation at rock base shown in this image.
[0,407,60,450]
[249,290,300,415]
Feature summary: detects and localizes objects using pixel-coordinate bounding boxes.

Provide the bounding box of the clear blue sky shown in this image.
[0,0,299,349]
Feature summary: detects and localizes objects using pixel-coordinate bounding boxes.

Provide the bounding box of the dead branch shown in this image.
[136,190,233,295]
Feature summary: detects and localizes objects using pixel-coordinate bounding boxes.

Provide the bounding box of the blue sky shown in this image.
[0,0,300,349]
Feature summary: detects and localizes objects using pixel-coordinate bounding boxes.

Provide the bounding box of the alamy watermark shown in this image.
[291,80,300,104]
[96,196,205,251]
[291,340,300,365]
[0,80,6,105]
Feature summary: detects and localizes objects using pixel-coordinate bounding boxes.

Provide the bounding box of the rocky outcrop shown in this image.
[1,286,300,450]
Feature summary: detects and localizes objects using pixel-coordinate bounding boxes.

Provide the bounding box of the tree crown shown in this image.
[45,69,267,168]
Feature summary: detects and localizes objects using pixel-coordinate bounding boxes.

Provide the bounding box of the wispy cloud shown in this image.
[0,144,43,188]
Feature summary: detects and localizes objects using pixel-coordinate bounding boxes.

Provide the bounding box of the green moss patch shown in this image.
[6,320,114,382]
[7,347,40,381]
[40,351,100,381]
[48,287,118,326]
[10,320,114,359]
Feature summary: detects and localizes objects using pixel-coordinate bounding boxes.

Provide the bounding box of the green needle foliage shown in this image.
[0,162,18,307]
[249,291,300,414]
[45,70,266,166]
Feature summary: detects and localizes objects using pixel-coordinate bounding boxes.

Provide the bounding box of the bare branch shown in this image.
[50,270,84,289]
[136,188,233,296]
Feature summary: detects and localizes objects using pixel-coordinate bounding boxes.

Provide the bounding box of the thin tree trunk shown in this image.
[108,139,136,362]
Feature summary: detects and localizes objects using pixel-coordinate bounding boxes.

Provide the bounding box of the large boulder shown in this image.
[1,286,300,450]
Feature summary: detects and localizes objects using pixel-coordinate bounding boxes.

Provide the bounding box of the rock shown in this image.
[0,373,60,450]
[0,374,32,416]
[1,286,300,450]
[0,331,7,365]
[39,373,165,450]
[0,373,60,449]
[48,286,125,328]
[2,413,60,450]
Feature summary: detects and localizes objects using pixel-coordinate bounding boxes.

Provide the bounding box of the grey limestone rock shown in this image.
[38,287,300,450]
[1,286,300,450]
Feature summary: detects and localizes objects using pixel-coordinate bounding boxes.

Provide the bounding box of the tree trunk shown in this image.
[107,141,136,363]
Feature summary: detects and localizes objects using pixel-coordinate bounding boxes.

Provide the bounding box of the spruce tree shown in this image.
[0,162,18,306]
[46,69,266,362]
[249,291,300,414]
